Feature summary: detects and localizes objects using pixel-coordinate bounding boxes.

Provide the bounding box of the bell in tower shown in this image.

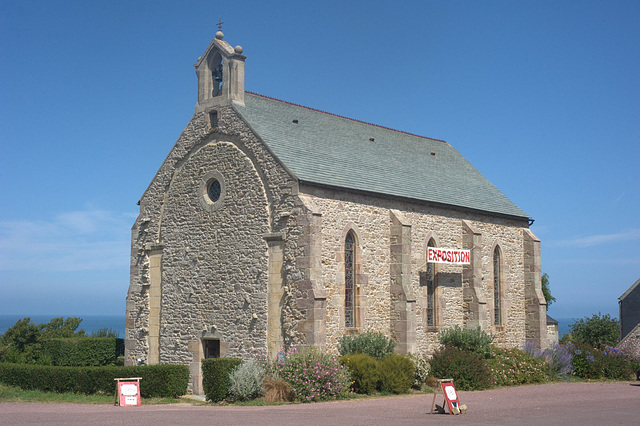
[194,22,246,111]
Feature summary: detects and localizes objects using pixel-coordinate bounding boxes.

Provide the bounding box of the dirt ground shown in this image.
[1,381,639,425]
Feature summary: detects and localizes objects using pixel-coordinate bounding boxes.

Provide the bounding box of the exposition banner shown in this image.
[427,247,471,265]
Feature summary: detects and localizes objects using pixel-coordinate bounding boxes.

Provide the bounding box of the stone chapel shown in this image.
[125,30,548,394]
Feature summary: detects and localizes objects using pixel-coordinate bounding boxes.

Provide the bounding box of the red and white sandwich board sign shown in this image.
[114,378,141,407]
[441,381,461,414]
[427,247,470,265]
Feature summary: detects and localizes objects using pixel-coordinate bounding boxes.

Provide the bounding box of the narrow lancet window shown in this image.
[345,231,356,328]
[426,239,437,327]
[493,246,502,326]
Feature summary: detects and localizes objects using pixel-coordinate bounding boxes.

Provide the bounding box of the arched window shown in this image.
[426,239,437,327]
[493,246,502,326]
[345,231,356,328]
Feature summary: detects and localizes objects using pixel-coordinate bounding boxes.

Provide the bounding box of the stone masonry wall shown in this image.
[158,141,269,362]
[126,106,300,391]
[300,184,531,355]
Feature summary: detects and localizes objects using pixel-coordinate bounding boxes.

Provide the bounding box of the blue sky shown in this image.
[1,1,638,320]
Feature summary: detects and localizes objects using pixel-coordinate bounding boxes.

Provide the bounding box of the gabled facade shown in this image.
[125,31,547,394]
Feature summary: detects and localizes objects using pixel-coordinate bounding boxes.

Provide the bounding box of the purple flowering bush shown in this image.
[523,342,574,378]
[273,348,352,402]
[542,342,575,377]
[569,342,638,380]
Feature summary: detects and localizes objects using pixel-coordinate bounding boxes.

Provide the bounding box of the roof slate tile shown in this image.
[235,92,530,220]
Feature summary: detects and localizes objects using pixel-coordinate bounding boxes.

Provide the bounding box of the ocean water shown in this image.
[0,315,125,338]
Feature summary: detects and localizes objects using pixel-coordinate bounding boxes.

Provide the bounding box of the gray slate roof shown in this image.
[619,277,640,301]
[235,92,530,220]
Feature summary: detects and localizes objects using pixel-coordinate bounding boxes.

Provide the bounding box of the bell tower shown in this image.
[194,24,246,111]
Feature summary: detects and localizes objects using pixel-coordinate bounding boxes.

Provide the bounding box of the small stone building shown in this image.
[619,277,640,341]
[546,314,559,347]
[125,31,548,394]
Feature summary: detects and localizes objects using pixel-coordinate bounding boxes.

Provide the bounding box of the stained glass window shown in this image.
[345,231,356,328]
[426,239,437,327]
[494,246,501,326]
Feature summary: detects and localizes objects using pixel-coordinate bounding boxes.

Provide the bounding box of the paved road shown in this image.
[1,381,639,425]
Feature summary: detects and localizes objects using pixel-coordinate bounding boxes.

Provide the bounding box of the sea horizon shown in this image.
[1,314,579,341]
[0,314,125,338]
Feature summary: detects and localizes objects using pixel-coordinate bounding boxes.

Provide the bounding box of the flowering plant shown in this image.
[487,347,547,387]
[273,347,352,402]
[569,342,637,379]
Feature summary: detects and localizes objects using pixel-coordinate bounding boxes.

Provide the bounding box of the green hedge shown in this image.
[338,331,396,360]
[379,354,414,394]
[40,338,122,366]
[429,346,493,391]
[0,363,188,397]
[340,353,380,394]
[201,358,242,402]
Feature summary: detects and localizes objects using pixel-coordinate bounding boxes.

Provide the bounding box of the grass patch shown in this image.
[0,384,184,405]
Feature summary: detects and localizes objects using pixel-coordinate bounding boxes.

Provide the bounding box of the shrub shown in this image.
[569,343,637,380]
[228,359,265,401]
[201,358,242,402]
[536,342,574,378]
[438,326,493,358]
[618,336,640,360]
[0,317,121,366]
[602,346,638,380]
[274,348,352,402]
[569,343,602,379]
[538,343,573,377]
[1,318,41,352]
[379,354,414,394]
[428,346,492,391]
[407,353,430,388]
[569,313,619,350]
[135,364,189,397]
[0,363,188,397]
[40,338,119,366]
[487,347,547,387]
[91,328,120,338]
[338,331,396,360]
[340,353,380,394]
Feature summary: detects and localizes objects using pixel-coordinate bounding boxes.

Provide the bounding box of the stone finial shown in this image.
[234,45,243,54]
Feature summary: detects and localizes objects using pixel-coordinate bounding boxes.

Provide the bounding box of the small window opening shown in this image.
[209,111,219,128]
[207,179,221,203]
[203,339,220,359]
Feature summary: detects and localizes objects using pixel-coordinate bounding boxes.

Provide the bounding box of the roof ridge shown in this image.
[245,91,448,144]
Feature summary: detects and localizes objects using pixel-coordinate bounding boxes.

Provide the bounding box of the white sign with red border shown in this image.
[114,377,141,407]
[427,247,470,265]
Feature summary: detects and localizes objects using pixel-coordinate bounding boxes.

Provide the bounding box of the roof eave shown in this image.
[298,180,532,224]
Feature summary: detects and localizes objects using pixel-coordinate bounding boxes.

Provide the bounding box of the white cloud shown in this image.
[0,208,134,272]
[552,228,640,248]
